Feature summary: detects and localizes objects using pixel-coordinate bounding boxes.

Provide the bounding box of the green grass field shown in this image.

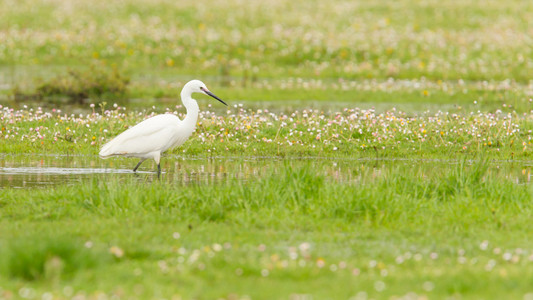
[2,162,533,299]
[2,0,533,299]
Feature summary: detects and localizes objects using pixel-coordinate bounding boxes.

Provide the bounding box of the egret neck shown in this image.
[181,86,200,132]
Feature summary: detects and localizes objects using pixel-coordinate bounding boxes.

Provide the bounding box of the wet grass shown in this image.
[1,162,533,298]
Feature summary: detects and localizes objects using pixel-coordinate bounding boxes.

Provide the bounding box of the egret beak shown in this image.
[200,87,227,106]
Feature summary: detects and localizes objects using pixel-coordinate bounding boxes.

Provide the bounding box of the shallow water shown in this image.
[1,154,533,189]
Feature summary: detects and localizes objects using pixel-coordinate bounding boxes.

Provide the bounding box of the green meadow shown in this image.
[2,0,533,299]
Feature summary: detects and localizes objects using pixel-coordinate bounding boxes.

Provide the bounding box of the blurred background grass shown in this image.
[0,0,532,107]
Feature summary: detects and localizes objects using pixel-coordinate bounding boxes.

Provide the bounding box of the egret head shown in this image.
[184,80,227,106]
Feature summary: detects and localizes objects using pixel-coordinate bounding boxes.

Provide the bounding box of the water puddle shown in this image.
[0,167,135,175]
[0,155,277,188]
[1,155,533,189]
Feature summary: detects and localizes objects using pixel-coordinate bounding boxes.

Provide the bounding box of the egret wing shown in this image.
[99,114,181,157]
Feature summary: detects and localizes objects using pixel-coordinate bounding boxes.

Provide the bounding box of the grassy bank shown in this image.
[1,104,532,160]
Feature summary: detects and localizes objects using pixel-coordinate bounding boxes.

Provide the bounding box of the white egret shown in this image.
[99,79,227,174]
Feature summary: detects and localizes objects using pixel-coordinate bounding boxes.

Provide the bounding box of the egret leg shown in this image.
[133,159,146,172]
[153,152,162,177]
